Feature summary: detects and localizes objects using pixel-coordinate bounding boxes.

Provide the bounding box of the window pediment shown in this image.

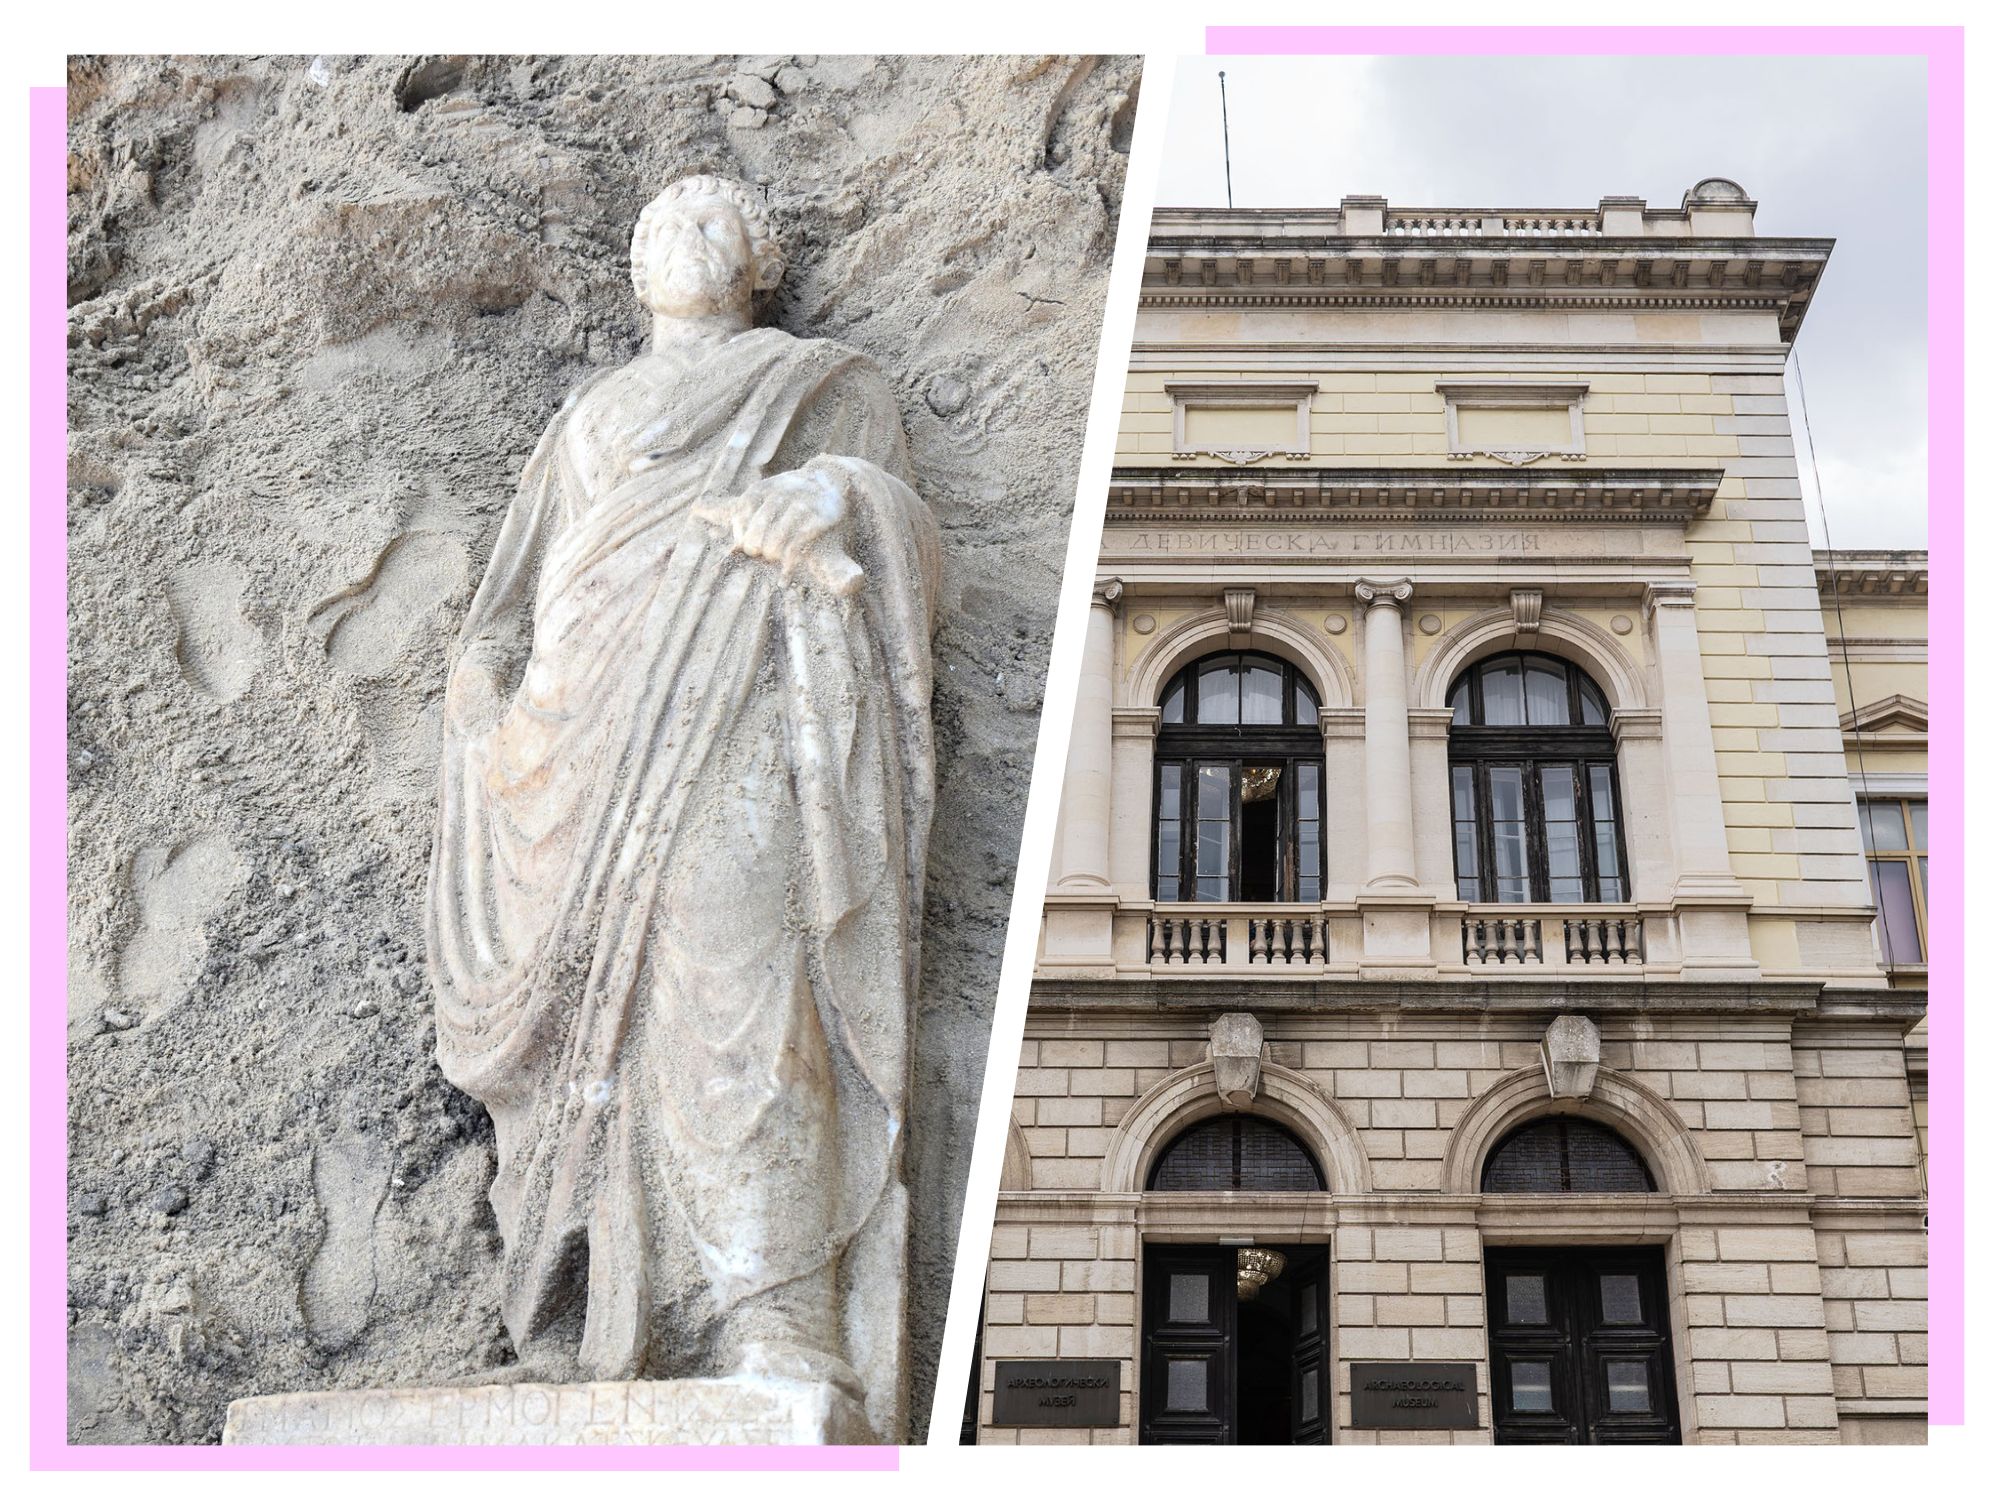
[1842,693,1927,738]
[1166,380,1316,465]
[1438,382,1589,465]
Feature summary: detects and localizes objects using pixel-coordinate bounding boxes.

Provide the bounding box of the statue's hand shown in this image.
[445,649,506,733]
[692,468,863,595]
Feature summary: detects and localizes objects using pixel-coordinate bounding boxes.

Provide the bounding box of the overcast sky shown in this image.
[1157,55,1928,550]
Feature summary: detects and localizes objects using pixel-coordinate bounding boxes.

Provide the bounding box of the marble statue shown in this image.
[422,175,939,1442]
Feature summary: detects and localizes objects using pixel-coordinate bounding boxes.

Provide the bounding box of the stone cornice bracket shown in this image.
[1511,588,1544,638]
[1541,1014,1602,1100]
[1207,1012,1264,1108]
[1092,578,1124,610]
[1223,587,1257,632]
[1355,578,1414,610]
[1643,579,1697,621]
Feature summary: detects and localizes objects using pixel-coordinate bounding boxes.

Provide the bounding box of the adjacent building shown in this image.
[972,185,1928,1446]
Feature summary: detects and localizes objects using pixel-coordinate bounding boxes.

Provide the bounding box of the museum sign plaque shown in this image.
[1348,1362,1480,1430]
[990,1360,1122,1427]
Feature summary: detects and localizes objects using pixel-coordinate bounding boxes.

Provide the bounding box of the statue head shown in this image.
[630,175,785,321]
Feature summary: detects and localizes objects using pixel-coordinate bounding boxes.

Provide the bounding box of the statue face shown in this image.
[641,194,758,319]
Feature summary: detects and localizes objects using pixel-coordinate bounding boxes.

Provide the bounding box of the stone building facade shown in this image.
[1818,550,1930,1194]
[972,185,1928,1446]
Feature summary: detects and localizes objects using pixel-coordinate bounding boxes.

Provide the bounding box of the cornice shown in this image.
[1106,465,1722,526]
[1032,980,1840,1016]
[1815,549,1929,597]
[1140,239,1832,342]
[1026,977,1856,1018]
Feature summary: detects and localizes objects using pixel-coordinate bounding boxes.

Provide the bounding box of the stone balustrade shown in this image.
[1462,914,1544,965]
[1387,211,1602,237]
[1562,914,1647,966]
[1461,908,1648,970]
[1118,905,1657,976]
[1149,183,1759,246]
[1144,908,1332,970]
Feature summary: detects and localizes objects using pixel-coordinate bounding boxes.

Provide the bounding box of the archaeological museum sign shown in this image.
[1347,1363,1481,1431]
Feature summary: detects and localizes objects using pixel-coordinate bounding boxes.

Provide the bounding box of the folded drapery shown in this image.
[426,327,937,1439]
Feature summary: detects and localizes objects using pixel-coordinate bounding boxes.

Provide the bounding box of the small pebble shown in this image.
[926,375,969,417]
[352,998,380,1019]
[729,73,777,110]
[150,1185,188,1216]
[76,1191,109,1217]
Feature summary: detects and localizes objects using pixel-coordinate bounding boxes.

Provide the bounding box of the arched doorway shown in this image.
[1139,1114,1330,1446]
[1481,1117,1682,1446]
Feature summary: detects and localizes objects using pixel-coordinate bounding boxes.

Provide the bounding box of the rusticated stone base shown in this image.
[221,1376,874,1446]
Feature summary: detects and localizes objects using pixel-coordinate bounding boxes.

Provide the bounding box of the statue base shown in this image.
[221,1375,875,1446]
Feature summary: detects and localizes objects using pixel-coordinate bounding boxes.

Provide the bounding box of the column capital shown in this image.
[1111,706,1161,740]
[1091,577,1124,610]
[1643,579,1698,619]
[1319,705,1367,740]
[1355,577,1414,609]
[1408,707,1457,742]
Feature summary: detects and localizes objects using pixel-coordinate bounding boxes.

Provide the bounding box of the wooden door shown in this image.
[1140,1246,1235,1444]
[1286,1249,1330,1445]
[1487,1246,1681,1445]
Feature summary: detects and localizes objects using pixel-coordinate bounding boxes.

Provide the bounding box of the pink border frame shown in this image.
[25,83,894,1471]
[1206,26,1963,1429]
[31,26,1966,1462]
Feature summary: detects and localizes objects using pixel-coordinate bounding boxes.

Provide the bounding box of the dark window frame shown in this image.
[1859,795,1928,965]
[1449,652,1629,905]
[1146,1113,1327,1193]
[1152,652,1325,904]
[1481,1116,1657,1194]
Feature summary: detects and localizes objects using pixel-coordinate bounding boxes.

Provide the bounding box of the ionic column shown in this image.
[1356,578,1417,889]
[1055,578,1121,889]
[1645,580,1745,900]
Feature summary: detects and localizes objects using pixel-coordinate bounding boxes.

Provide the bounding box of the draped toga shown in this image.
[425,327,938,1436]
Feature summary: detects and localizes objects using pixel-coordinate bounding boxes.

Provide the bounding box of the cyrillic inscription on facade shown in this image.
[990,1360,1122,1427]
[1114,528,1545,557]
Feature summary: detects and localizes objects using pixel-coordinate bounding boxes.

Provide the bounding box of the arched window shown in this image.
[1448,652,1627,904]
[1481,1117,1655,1193]
[1154,652,1324,903]
[1147,1113,1326,1192]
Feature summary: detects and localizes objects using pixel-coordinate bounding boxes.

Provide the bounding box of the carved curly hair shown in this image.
[629,175,785,304]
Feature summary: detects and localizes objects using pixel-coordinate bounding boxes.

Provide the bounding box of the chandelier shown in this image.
[1235,1246,1287,1300]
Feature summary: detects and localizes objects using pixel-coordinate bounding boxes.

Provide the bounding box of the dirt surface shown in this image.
[64,52,1136,1443]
